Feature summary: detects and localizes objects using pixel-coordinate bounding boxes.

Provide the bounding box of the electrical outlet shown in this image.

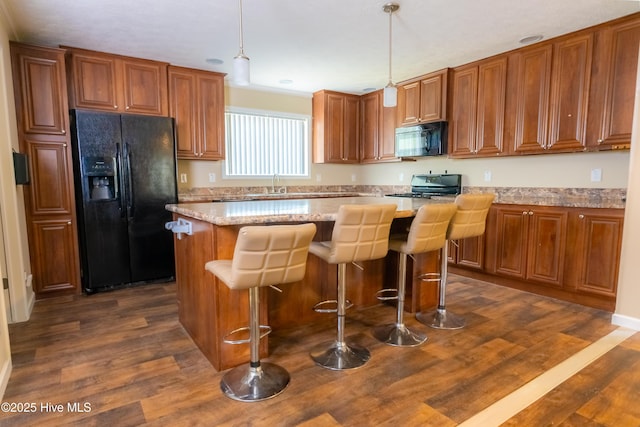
[316,174,322,182]
[180,173,188,183]
[208,173,216,183]
[591,168,602,182]
[351,173,356,182]
[399,173,404,182]
[484,170,492,182]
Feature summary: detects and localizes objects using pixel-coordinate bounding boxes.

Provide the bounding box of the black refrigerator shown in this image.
[70,110,177,293]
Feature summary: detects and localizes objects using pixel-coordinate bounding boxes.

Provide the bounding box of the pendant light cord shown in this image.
[238,0,245,55]
[388,7,393,85]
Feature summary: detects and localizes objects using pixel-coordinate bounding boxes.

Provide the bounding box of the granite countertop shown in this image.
[166,196,450,226]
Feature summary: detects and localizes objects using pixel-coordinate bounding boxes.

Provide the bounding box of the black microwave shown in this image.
[395,121,447,157]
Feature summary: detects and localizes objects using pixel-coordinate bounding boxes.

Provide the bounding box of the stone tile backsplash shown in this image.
[179,185,626,209]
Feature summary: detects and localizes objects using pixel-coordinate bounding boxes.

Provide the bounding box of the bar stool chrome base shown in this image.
[220,362,290,402]
[371,323,427,347]
[416,307,466,330]
[310,341,370,370]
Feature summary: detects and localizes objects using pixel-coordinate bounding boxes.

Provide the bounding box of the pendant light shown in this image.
[233,0,250,86]
[383,3,399,107]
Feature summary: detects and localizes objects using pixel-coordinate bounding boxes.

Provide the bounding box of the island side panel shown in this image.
[173,214,267,371]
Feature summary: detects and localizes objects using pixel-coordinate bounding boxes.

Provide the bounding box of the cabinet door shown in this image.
[571,211,624,297]
[492,206,529,279]
[475,58,507,156]
[449,66,478,157]
[25,136,74,216]
[169,69,199,159]
[419,74,445,123]
[397,81,421,125]
[512,45,552,153]
[457,236,485,270]
[10,44,68,135]
[525,209,567,286]
[325,93,346,162]
[198,73,225,159]
[343,95,360,162]
[29,219,79,294]
[587,17,640,149]
[121,59,168,116]
[547,34,592,152]
[360,91,380,163]
[68,53,120,111]
[380,99,397,160]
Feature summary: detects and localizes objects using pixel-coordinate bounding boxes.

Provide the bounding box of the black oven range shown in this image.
[387,174,462,199]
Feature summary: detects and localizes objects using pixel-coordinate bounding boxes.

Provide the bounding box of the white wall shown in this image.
[0,5,34,324]
[613,46,640,331]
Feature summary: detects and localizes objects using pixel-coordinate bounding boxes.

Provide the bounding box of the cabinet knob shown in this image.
[528,211,534,215]
[126,105,130,110]
[579,214,584,219]
[63,143,67,147]
[597,139,603,143]
[522,211,528,215]
[114,105,118,109]
[67,221,72,225]
[61,129,66,135]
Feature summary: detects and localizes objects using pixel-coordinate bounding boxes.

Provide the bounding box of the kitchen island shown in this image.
[165,196,449,370]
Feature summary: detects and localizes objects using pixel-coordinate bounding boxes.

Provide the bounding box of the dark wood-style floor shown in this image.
[2,275,639,426]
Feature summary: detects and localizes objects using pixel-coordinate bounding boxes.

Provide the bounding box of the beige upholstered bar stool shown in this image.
[205,223,316,402]
[416,193,495,330]
[310,204,397,370]
[372,203,458,346]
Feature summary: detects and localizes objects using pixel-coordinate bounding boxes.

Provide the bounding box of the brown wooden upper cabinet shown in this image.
[506,32,593,154]
[396,69,448,126]
[168,66,226,160]
[10,43,68,136]
[66,47,168,116]
[360,90,398,163]
[449,57,507,158]
[313,90,360,163]
[586,15,640,150]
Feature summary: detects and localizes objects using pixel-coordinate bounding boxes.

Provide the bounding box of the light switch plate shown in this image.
[591,168,602,182]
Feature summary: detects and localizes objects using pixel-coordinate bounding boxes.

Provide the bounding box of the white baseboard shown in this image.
[612,313,640,331]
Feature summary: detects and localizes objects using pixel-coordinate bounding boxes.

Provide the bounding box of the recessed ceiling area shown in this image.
[2,0,639,95]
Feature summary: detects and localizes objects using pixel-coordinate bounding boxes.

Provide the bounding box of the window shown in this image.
[224,109,310,178]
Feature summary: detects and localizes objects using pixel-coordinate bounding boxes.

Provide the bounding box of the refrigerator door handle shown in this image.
[116,143,126,218]
[124,142,134,219]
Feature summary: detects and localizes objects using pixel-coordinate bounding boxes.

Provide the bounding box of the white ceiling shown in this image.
[2,0,639,96]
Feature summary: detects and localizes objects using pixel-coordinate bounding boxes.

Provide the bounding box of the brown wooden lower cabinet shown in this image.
[29,218,79,295]
[452,203,623,311]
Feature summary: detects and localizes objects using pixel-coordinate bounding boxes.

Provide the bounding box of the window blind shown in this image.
[225,111,309,177]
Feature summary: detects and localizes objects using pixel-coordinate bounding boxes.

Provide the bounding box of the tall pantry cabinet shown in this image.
[10,42,80,297]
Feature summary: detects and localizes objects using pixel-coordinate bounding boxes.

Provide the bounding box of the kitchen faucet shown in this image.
[271,173,286,194]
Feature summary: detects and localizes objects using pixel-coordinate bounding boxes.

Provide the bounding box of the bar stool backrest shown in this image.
[213,223,316,290]
[447,193,495,240]
[327,204,397,264]
[401,203,458,254]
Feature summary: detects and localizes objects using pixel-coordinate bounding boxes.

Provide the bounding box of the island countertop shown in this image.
[165,196,449,225]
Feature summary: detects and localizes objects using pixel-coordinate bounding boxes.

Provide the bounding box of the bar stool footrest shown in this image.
[375,288,398,301]
[417,272,441,283]
[223,325,272,345]
[313,299,354,314]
